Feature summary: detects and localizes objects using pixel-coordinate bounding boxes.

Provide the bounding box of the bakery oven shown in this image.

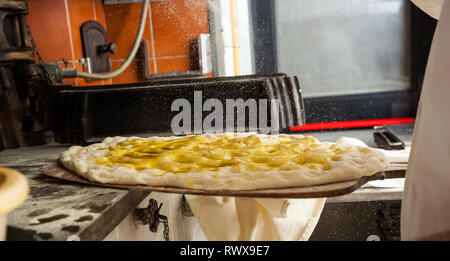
[0,0,436,241]
[252,0,437,124]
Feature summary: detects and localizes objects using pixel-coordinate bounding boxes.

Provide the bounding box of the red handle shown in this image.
[290,117,415,132]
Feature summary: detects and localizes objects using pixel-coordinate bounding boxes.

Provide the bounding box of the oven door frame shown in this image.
[249,0,437,123]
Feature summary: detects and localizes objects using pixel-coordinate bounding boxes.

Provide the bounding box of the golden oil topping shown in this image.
[94,134,345,174]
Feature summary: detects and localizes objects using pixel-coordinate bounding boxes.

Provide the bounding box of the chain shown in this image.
[25,23,56,84]
[161,216,169,241]
[147,199,170,241]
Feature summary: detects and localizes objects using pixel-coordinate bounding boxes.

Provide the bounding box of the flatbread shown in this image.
[59,133,389,191]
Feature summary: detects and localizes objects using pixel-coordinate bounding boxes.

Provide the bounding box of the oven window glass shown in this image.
[274,0,411,98]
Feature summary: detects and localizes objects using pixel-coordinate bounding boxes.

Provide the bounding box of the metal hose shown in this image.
[76,0,150,80]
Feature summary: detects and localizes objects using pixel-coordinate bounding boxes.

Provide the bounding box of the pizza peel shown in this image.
[39,162,406,199]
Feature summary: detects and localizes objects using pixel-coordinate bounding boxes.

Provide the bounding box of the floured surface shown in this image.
[59,133,389,191]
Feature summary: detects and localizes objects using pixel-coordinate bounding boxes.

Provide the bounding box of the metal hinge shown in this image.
[134,198,169,241]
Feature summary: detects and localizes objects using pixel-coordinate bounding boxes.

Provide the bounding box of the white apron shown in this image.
[401,0,450,240]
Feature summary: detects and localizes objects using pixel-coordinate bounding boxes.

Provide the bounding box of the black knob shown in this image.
[97,42,117,54]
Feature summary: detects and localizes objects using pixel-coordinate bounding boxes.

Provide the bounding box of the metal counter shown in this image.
[0,144,149,241]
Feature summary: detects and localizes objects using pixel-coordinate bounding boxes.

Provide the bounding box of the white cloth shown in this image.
[401,0,450,240]
[185,195,325,241]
